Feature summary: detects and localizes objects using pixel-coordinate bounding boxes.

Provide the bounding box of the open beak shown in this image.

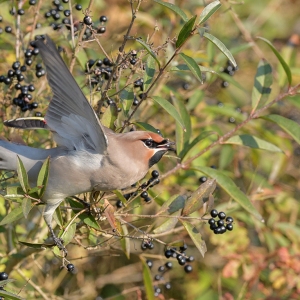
[157,139,176,152]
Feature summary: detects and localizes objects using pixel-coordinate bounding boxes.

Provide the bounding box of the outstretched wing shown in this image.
[35,35,108,153]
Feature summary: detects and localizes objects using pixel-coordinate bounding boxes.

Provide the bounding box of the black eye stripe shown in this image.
[142,138,168,149]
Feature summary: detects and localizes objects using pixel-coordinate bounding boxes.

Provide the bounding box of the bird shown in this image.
[0,35,175,255]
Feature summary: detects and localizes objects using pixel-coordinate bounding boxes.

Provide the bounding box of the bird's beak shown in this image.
[156,139,176,152]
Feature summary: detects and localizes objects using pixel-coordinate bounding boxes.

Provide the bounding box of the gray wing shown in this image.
[35,35,108,153]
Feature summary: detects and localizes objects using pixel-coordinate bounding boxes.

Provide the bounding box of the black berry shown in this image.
[66,263,74,272]
[184,265,193,273]
[83,16,92,26]
[218,212,226,220]
[0,272,8,281]
[165,261,173,269]
[226,223,233,231]
[151,170,159,178]
[208,218,215,225]
[226,216,233,223]
[140,191,148,199]
[99,15,107,22]
[210,209,218,218]
[164,249,172,258]
[199,176,207,183]
[146,259,153,269]
[158,265,165,272]
[5,26,12,33]
[75,4,82,10]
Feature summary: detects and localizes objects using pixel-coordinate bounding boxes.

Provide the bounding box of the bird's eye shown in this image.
[144,139,154,147]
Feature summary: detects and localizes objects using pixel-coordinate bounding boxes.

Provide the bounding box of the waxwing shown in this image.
[0,35,175,254]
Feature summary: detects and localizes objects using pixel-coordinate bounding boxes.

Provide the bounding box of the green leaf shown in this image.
[156,194,186,215]
[257,37,292,86]
[19,241,48,249]
[262,114,300,145]
[152,96,186,131]
[194,166,264,221]
[37,156,50,198]
[171,93,191,156]
[113,190,128,206]
[101,102,118,129]
[251,59,273,111]
[198,0,221,25]
[0,289,25,300]
[120,223,130,259]
[143,51,156,91]
[22,197,32,219]
[142,260,155,300]
[68,199,101,230]
[153,210,180,234]
[202,32,237,68]
[180,131,216,160]
[60,223,76,246]
[16,156,30,193]
[176,15,197,48]
[135,38,160,68]
[181,221,207,257]
[179,53,203,83]
[135,122,159,134]
[225,134,283,153]
[0,206,24,225]
[120,86,134,117]
[182,179,216,216]
[154,0,189,22]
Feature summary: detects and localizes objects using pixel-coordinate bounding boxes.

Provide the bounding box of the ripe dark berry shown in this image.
[83,16,92,26]
[130,58,137,65]
[141,242,147,251]
[45,11,51,18]
[199,176,207,183]
[218,212,226,220]
[222,81,229,88]
[116,200,123,208]
[53,13,61,20]
[210,223,217,230]
[210,209,218,218]
[99,15,107,22]
[7,70,14,77]
[17,9,25,15]
[133,97,139,106]
[26,58,33,66]
[165,249,172,258]
[146,259,153,269]
[187,256,194,262]
[147,241,154,249]
[154,274,161,281]
[158,265,165,272]
[29,0,36,5]
[229,117,235,123]
[177,257,186,265]
[151,170,159,178]
[97,27,106,34]
[75,4,82,10]
[226,216,233,223]
[66,263,74,272]
[165,261,173,269]
[184,265,193,273]
[0,75,4,82]
[214,227,222,234]
[62,0,69,2]
[180,243,188,251]
[208,218,215,225]
[15,83,21,90]
[28,84,35,92]
[144,196,151,203]
[0,272,8,281]
[20,65,27,72]
[64,10,71,17]
[103,57,112,66]
[32,48,39,55]
[5,26,12,33]
[165,282,171,290]
[217,219,224,226]
[4,77,11,85]
[220,225,226,233]
[226,223,233,231]
[140,191,148,199]
[12,61,21,70]
[182,83,189,90]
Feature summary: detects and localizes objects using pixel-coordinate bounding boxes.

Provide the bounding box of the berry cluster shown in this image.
[66,263,75,272]
[141,239,154,250]
[208,209,234,234]
[0,271,9,299]
[145,244,194,297]
[221,61,238,88]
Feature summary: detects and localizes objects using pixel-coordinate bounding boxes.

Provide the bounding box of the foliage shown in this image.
[0,0,300,299]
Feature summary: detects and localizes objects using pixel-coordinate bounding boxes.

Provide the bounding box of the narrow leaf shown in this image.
[257,37,292,86]
[198,0,221,25]
[143,53,156,91]
[225,134,283,152]
[60,223,76,246]
[179,53,203,83]
[181,221,207,257]
[251,59,273,111]
[37,156,50,198]
[262,114,300,145]
[202,32,237,68]
[101,102,118,129]
[154,0,189,22]
[113,190,128,206]
[16,156,30,193]
[0,206,24,225]
[142,260,155,300]
[22,198,33,218]
[0,289,25,300]
[120,223,130,259]
[135,38,160,68]
[176,15,197,48]
[156,194,186,215]
[182,179,216,216]
[152,96,186,131]
[120,86,134,117]
[153,210,180,234]
[194,166,263,221]
[19,241,48,249]
[135,122,159,134]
